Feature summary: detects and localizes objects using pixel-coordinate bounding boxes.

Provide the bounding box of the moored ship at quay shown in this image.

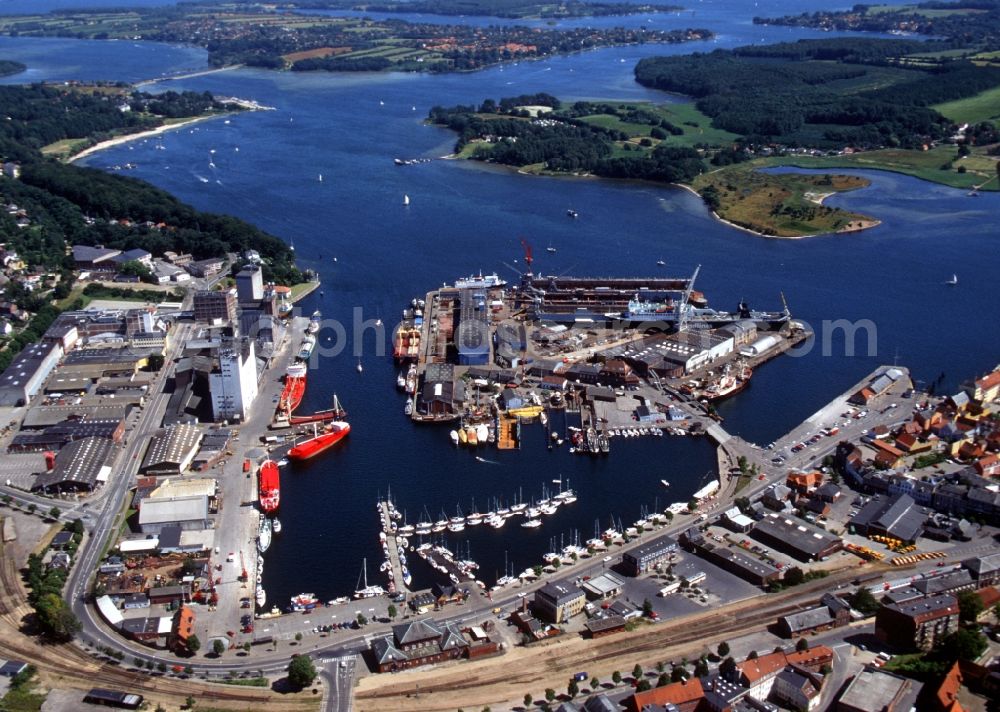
[288,421,351,460]
[277,363,307,417]
[514,265,790,330]
[297,334,316,361]
[258,459,280,514]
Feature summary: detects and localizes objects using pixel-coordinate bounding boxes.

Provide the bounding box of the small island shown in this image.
[0,3,711,74]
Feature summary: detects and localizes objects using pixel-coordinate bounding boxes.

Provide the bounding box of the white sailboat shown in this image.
[354,558,385,599]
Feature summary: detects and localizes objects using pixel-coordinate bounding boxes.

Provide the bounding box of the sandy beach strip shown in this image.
[67,114,221,163]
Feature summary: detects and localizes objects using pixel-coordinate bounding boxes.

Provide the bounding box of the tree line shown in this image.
[633,39,998,148]
[428,96,705,184]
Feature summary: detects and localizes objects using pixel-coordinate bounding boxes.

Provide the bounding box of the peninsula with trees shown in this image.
[433,32,1000,236]
[428,93,878,237]
[0,2,711,74]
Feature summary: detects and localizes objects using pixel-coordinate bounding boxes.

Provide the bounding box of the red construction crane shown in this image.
[239,549,248,584]
[520,238,533,269]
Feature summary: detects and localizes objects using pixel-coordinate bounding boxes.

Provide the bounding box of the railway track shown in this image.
[0,542,306,709]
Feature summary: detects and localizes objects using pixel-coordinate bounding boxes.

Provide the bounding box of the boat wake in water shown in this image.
[475,456,499,464]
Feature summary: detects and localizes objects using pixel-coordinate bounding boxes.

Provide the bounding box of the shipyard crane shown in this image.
[520,238,533,270]
[677,264,701,333]
[239,549,248,585]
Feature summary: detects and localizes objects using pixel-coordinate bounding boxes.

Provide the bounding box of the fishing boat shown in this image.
[476,424,489,444]
[405,364,417,394]
[258,516,272,553]
[356,359,363,373]
[566,209,578,218]
[288,421,351,460]
[397,371,407,390]
[404,399,413,416]
[450,430,460,446]
[458,428,468,445]
[258,460,280,513]
[546,243,557,253]
[466,426,479,446]
[656,259,666,266]
[307,311,321,334]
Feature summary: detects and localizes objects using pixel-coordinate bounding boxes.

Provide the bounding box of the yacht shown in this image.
[521,519,542,528]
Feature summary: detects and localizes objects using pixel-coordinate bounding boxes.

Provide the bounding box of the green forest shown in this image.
[0,84,301,371]
[428,93,706,183]
[634,38,1000,148]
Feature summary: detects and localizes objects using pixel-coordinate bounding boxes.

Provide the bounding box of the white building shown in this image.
[209,337,258,422]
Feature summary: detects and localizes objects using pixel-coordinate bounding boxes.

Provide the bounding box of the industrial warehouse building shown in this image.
[138,495,210,535]
[456,289,490,365]
[140,424,203,474]
[750,513,843,562]
[0,341,63,407]
[30,437,114,493]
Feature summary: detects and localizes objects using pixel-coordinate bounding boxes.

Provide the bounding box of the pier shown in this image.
[416,545,480,591]
[376,500,409,594]
[497,415,519,450]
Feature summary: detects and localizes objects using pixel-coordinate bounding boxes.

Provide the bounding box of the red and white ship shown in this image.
[701,362,753,402]
[278,363,307,416]
[288,421,351,461]
[258,460,280,514]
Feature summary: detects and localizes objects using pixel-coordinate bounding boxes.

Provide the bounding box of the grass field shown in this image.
[41,138,89,158]
[575,101,738,148]
[691,164,876,237]
[934,84,1000,125]
[765,145,999,191]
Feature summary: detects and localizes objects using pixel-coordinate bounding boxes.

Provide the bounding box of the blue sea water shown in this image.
[1,0,998,603]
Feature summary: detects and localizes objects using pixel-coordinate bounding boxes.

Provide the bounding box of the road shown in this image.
[1,357,965,709]
[320,656,357,712]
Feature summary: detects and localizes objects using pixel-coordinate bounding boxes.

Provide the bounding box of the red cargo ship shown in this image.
[288,421,351,461]
[279,363,307,415]
[258,460,280,513]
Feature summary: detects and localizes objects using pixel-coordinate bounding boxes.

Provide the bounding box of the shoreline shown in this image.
[444,152,882,239]
[67,114,224,163]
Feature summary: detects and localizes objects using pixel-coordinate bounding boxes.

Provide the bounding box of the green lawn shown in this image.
[934,84,1000,125]
[574,101,737,148]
